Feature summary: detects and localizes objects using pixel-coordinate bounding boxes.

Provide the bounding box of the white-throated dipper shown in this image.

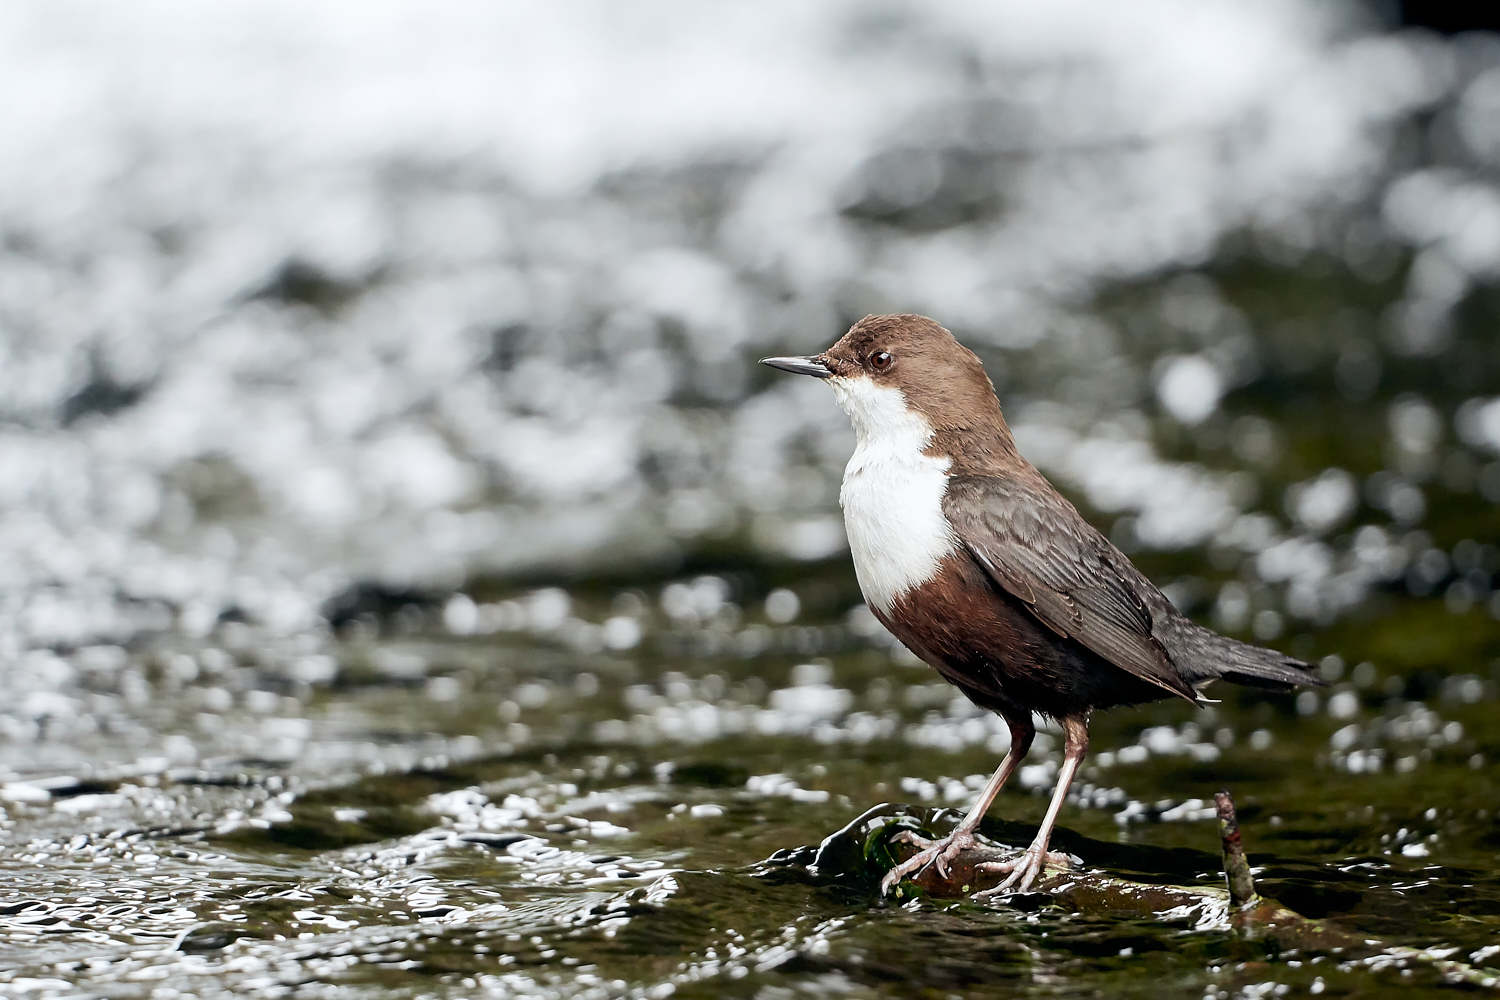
[762,314,1322,894]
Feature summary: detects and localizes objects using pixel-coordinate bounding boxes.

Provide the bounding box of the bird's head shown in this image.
[760,314,1003,445]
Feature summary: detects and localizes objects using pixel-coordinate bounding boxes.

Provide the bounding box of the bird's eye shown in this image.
[870,351,893,371]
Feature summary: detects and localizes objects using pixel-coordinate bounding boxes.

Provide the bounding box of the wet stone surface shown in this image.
[0,587,1497,998]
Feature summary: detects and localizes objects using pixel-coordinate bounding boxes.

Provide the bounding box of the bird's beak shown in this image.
[759,355,832,378]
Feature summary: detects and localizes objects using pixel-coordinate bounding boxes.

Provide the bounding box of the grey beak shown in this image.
[759,355,832,378]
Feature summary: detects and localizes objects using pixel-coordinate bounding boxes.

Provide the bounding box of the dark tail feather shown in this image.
[1165,621,1325,691]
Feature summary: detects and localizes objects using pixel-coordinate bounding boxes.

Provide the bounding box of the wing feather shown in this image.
[943,475,1196,702]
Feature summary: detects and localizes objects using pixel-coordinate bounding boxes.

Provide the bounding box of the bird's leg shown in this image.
[880,716,1034,896]
[977,714,1088,894]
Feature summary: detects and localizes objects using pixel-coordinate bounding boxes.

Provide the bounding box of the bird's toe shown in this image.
[889,829,935,849]
[879,829,977,895]
[975,846,1075,894]
[879,849,933,895]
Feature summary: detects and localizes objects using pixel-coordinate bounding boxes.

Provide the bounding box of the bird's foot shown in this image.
[878,828,977,896]
[973,844,1075,896]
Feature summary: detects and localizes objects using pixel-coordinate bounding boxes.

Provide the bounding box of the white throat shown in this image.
[830,376,956,613]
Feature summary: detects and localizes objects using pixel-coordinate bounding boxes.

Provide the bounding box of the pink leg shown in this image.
[977,714,1088,894]
[880,715,1034,896]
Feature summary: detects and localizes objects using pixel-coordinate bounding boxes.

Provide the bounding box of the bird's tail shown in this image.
[1163,620,1325,691]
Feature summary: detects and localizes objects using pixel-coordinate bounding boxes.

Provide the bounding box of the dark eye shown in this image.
[870,351,893,371]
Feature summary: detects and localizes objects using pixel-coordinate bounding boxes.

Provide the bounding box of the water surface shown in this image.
[1,579,1495,997]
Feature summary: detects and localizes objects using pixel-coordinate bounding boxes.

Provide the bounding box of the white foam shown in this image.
[0,2,1458,661]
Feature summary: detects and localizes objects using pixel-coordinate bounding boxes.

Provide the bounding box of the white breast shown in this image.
[830,376,956,614]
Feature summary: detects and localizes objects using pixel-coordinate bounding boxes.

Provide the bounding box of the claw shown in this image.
[974,846,1075,895]
[878,827,977,896]
[888,830,935,849]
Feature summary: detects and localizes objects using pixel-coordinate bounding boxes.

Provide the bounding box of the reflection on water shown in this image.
[0,581,1496,995]
[0,2,1499,996]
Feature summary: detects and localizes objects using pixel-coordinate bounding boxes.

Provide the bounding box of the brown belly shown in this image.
[870,552,1167,720]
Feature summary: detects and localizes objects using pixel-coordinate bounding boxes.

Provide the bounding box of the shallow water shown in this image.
[1,579,1495,998]
[5,6,1500,996]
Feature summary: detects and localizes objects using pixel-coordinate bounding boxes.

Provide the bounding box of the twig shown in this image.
[1214,790,1259,910]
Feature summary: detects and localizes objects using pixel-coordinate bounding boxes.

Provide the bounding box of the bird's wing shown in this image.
[942,474,1196,702]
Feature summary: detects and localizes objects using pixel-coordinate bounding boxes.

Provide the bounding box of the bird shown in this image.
[761,314,1323,895]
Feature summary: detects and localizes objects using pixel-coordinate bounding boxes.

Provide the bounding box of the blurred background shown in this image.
[5,3,1500,992]
[0,0,1498,773]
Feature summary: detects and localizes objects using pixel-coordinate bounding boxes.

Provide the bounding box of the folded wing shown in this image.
[942,474,1197,702]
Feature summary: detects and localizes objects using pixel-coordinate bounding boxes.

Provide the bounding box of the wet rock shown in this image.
[177,924,259,952]
[844,802,1372,955]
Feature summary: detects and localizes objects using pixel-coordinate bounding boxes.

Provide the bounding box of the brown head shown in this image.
[761,314,1019,473]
